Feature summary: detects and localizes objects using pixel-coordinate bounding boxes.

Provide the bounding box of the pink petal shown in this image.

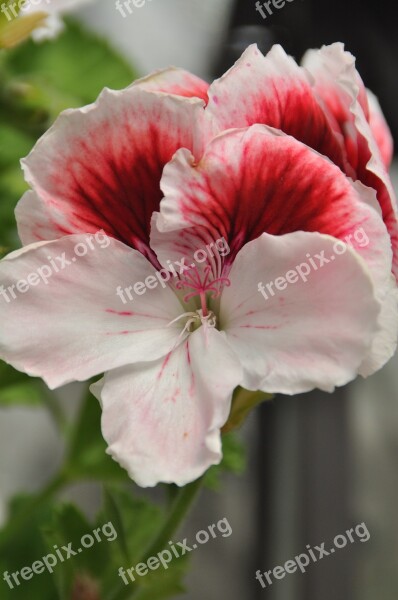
[19,87,205,263]
[92,327,242,487]
[205,44,351,175]
[0,235,186,389]
[156,126,388,266]
[302,43,398,277]
[220,232,382,394]
[352,182,398,375]
[132,67,209,102]
[16,190,67,244]
[367,89,394,169]
[156,126,397,376]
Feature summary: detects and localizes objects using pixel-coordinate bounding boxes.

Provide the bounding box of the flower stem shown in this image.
[144,477,204,558]
[109,476,204,600]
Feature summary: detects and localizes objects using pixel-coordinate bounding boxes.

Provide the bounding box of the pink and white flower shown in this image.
[0,43,397,487]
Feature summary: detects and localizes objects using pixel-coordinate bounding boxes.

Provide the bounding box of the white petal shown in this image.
[0,235,185,389]
[220,232,382,394]
[302,43,398,277]
[92,327,243,487]
[360,277,398,376]
[348,181,398,373]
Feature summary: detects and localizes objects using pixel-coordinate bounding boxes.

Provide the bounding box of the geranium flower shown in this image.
[0,43,397,487]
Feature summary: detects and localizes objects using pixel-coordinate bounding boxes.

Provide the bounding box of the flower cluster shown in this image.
[0,43,397,486]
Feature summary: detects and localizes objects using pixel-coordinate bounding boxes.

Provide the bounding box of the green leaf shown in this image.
[129,557,189,600]
[0,179,27,252]
[0,123,30,243]
[3,19,137,118]
[112,543,190,600]
[37,487,189,600]
[0,360,30,386]
[42,503,110,599]
[0,495,57,600]
[0,472,195,600]
[99,487,162,566]
[97,486,190,600]
[0,380,44,405]
[0,361,45,405]
[0,121,32,168]
[102,487,131,563]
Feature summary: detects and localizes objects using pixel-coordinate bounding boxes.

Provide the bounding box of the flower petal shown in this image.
[132,67,209,102]
[156,126,397,378]
[359,276,398,376]
[302,44,395,168]
[302,43,398,277]
[348,181,398,374]
[0,235,186,389]
[19,87,205,262]
[16,190,66,244]
[367,89,394,169]
[219,232,381,394]
[156,125,389,266]
[205,44,351,174]
[92,326,242,487]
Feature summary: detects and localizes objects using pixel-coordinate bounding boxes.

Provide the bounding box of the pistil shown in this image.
[176,265,231,315]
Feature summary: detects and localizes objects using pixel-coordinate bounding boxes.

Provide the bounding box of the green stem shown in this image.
[142,477,204,560]
[109,476,204,600]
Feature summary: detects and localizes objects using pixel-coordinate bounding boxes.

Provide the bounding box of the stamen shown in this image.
[166,308,217,341]
[167,311,199,338]
[167,311,198,327]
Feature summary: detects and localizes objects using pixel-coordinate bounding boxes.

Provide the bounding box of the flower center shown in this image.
[175,265,231,316]
[168,309,217,337]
